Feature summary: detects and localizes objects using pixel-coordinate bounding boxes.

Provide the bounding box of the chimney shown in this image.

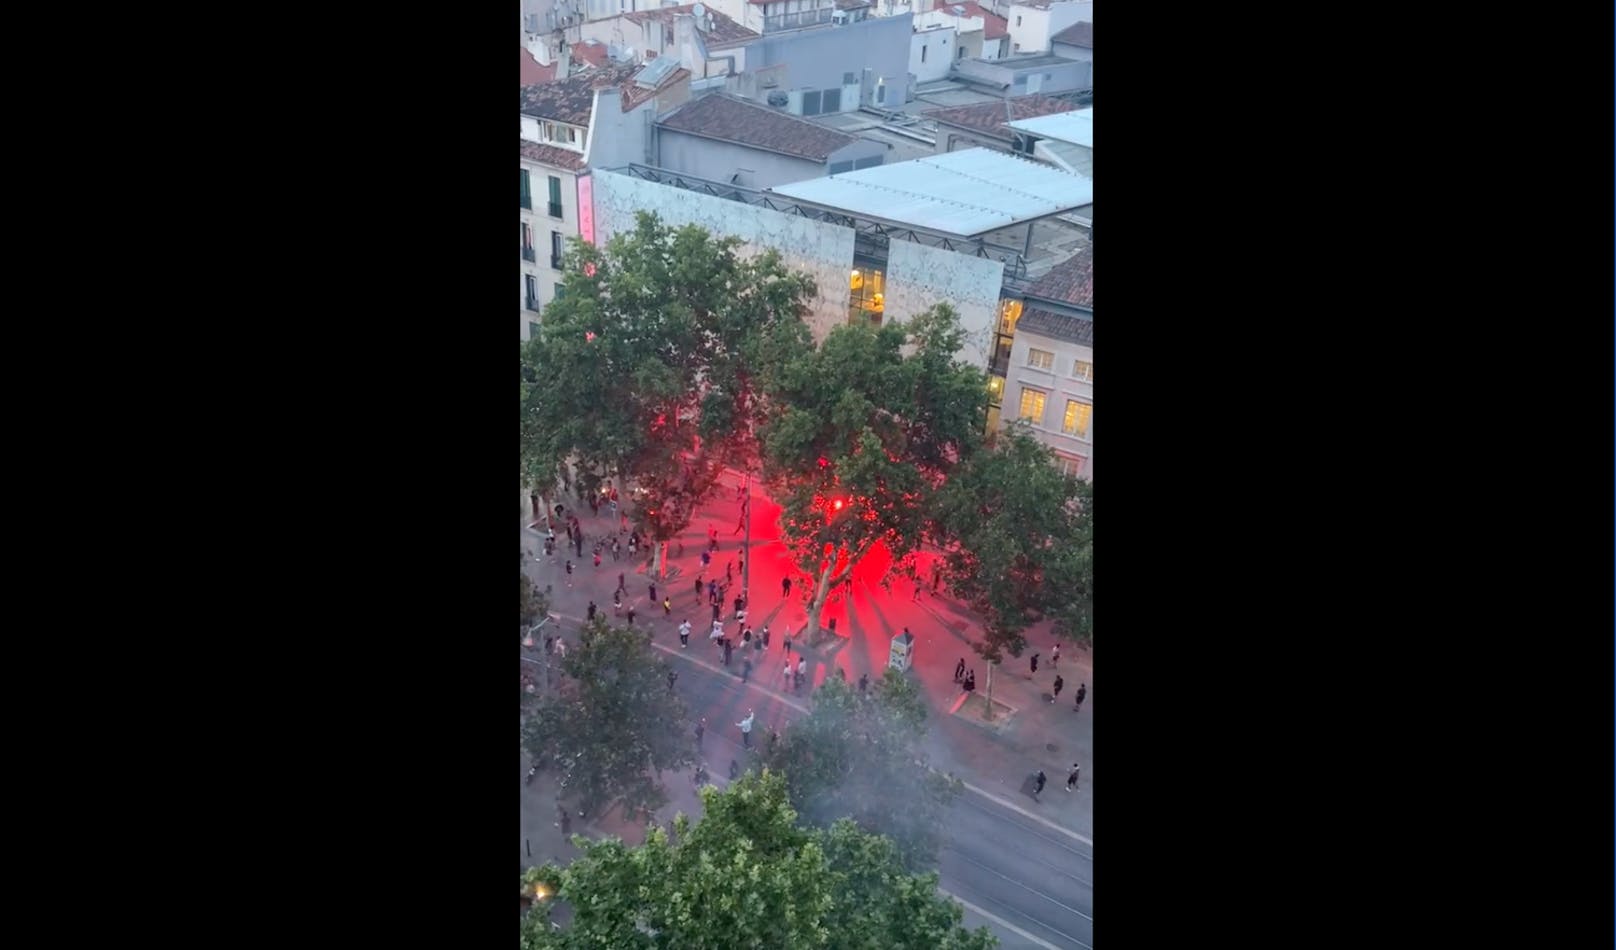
[555,40,572,79]
[672,14,711,74]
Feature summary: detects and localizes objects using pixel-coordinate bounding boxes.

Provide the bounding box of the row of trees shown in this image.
[521,212,1092,677]
[520,771,995,950]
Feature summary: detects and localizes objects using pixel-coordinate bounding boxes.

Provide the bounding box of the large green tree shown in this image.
[758,304,987,640]
[928,423,1092,714]
[520,212,815,576]
[520,770,995,949]
[521,620,694,818]
[757,671,959,871]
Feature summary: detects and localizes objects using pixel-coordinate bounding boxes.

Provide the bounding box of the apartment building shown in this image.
[999,242,1092,479]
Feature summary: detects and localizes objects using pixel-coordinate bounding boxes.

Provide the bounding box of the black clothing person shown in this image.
[1030,653,1039,675]
[953,657,966,683]
[1051,675,1064,702]
[586,601,597,621]
[1033,770,1046,799]
[1074,683,1087,712]
[781,576,791,598]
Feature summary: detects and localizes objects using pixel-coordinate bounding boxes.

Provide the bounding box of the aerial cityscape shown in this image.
[519,1,1092,945]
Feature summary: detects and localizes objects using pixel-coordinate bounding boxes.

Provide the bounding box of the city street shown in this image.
[521,472,1093,948]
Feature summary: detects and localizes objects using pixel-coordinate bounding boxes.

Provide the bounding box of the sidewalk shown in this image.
[519,475,1093,840]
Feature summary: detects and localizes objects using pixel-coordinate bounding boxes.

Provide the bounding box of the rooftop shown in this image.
[1005,107,1091,147]
[624,3,760,47]
[521,137,588,172]
[923,94,1074,138]
[1017,308,1092,346]
[659,93,858,161]
[994,52,1075,69]
[572,40,611,69]
[932,0,1008,39]
[520,48,555,86]
[1024,242,1092,308]
[1050,20,1092,48]
[769,147,1092,237]
[521,61,689,125]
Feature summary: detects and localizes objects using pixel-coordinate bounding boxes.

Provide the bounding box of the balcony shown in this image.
[522,246,537,263]
[525,296,540,312]
[550,254,564,270]
[547,201,563,219]
[521,195,532,210]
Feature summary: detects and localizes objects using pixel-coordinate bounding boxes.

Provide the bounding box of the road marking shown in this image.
[960,782,1093,847]
[938,889,1071,950]
[944,848,1092,922]
[553,611,1093,850]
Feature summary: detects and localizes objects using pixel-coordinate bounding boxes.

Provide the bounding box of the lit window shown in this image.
[1018,388,1046,423]
[1027,349,1054,370]
[1073,360,1092,382]
[1062,401,1091,438]
[1055,454,1086,478]
[998,298,1023,333]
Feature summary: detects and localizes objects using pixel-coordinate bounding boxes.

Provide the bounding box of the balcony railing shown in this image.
[525,296,540,312]
[550,254,563,270]
[521,195,532,210]
[547,201,563,219]
[522,246,537,263]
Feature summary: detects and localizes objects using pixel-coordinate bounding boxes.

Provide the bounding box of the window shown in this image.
[525,274,539,310]
[1027,348,1054,370]
[802,90,822,116]
[1055,454,1086,478]
[522,223,536,262]
[829,160,854,174]
[548,176,563,218]
[958,45,966,59]
[553,284,565,301]
[1015,14,1022,25]
[1018,387,1046,423]
[550,231,564,269]
[921,44,928,63]
[1062,401,1091,438]
[529,321,541,339]
[520,169,532,210]
[1013,73,1026,85]
[843,71,857,85]
[1073,360,1092,382]
[822,88,841,112]
[876,82,886,104]
[853,155,882,170]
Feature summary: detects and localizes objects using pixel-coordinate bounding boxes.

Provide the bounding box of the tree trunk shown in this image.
[651,540,667,578]
[984,661,996,721]
[803,560,836,641]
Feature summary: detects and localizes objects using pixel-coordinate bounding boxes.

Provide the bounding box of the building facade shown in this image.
[995,243,1092,479]
[910,24,957,82]
[1006,0,1090,54]
[914,0,1007,61]
[725,9,914,113]
[656,92,885,187]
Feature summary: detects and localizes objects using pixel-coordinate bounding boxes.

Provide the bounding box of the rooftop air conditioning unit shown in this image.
[767,90,789,108]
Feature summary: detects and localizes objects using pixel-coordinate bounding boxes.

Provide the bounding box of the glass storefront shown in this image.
[847,266,886,326]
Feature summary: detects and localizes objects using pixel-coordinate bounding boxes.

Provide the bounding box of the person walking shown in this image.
[859,672,869,694]
[662,596,672,617]
[693,577,703,599]
[555,638,567,659]
[618,573,626,594]
[953,657,966,683]
[963,670,975,693]
[1033,769,1047,800]
[586,601,597,622]
[613,589,623,615]
[679,619,691,648]
[1052,642,1060,667]
[740,656,752,683]
[564,560,574,587]
[761,626,771,650]
[699,549,711,575]
[710,620,724,644]
[1073,683,1087,713]
[611,537,621,561]
[783,628,792,656]
[667,668,678,692]
[722,638,733,667]
[695,718,705,746]
[556,803,571,835]
[781,576,791,598]
[742,627,753,647]
[648,582,657,603]
[1051,674,1064,703]
[726,562,734,584]
[626,605,636,625]
[712,601,721,623]
[737,711,754,748]
[1030,653,1040,675]
[1066,764,1080,792]
[795,657,807,693]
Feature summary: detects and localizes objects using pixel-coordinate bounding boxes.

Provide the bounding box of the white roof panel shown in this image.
[768,147,1094,237]
[1005,107,1092,148]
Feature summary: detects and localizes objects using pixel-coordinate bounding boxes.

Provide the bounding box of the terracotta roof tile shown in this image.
[1025,243,1092,309]
[1050,21,1092,49]
[624,3,759,47]
[923,94,1074,139]
[657,93,857,161]
[932,0,1008,39]
[521,64,636,124]
[572,40,611,68]
[520,48,556,86]
[520,138,588,172]
[1016,308,1092,346]
[619,65,691,112]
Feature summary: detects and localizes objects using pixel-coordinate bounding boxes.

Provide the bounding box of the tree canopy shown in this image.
[521,620,694,818]
[758,304,987,638]
[520,211,816,574]
[758,671,959,871]
[520,770,995,950]
[928,423,1093,659]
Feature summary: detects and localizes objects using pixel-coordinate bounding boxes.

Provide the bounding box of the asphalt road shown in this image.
[648,632,1095,950]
